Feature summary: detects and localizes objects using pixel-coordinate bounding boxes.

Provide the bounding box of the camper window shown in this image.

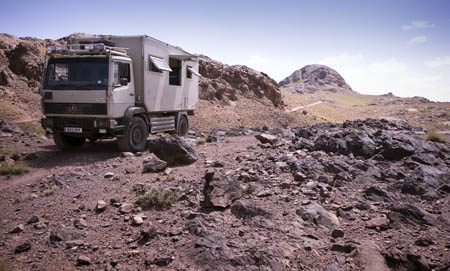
[186,66,192,79]
[149,56,172,72]
[169,58,181,86]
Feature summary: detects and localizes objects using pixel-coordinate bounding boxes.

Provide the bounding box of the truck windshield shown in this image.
[44,57,109,90]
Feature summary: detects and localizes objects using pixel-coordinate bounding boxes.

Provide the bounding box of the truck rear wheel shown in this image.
[117,116,148,152]
[177,116,188,136]
[53,132,86,151]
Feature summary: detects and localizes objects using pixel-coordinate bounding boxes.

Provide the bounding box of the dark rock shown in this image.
[202,171,242,208]
[10,224,24,234]
[27,215,39,224]
[438,184,450,193]
[365,186,395,202]
[231,200,271,219]
[331,228,344,238]
[255,133,278,145]
[414,237,434,247]
[76,255,91,266]
[388,204,435,226]
[330,243,356,253]
[14,242,31,254]
[142,153,167,173]
[401,183,422,195]
[49,230,66,243]
[148,135,197,165]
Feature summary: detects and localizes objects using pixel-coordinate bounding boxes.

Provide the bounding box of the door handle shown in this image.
[130,93,134,96]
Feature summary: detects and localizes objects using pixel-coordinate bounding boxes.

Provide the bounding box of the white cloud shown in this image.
[368,58,408,73]
[408,36,427,44]
[402,20,435,30]
[319,53,363,66]
[424,56,450,68]
[248,55,271,65]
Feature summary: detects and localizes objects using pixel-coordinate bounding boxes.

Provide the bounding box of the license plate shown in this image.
[64,127,82,133]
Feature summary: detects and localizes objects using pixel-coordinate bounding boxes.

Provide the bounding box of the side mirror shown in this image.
[120,78,128,86]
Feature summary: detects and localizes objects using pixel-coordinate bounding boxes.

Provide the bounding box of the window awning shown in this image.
[170,54,197,60]
[149,56,172,72]
[188,67,201,77]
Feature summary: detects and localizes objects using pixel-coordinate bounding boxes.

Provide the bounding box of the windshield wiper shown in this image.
[76,84,107,90]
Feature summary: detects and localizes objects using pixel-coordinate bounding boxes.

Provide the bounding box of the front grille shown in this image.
[44,103,107,115]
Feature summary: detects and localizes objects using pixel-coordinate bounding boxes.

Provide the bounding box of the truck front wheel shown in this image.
[117,116,148,152]
[53,133,86,151]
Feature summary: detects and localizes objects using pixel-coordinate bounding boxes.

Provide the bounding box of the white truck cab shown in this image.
[40,35,199,152]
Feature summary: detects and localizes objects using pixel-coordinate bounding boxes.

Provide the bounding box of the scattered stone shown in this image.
[96,200,107,212]
[255,133,278,145]
[122,152,134,158]
[14,242,31,254]
[355,241,389,271]
[330,243,356,253]
[133,215,144,226]
[414,237,434,247]
[231,200,271,219]
[365,216,390,230]
[76,255,91,266]
[119,203,133,214]
[142,153,167,173]
[73,219,88,229]
[10,224,24,234]
[27,215,39,224]
[331,228,344,239]
[388,204,435,226]
[66,240,84,249]
[296,203,340,228]
[104,172,115,179]
[202,171,242,208]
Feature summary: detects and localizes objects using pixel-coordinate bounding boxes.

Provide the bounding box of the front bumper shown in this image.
[41,117,125,137]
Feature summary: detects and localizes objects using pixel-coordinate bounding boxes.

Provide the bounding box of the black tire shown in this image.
[53,132,86,151]
[117,116,148,152]
[177,116,188,136]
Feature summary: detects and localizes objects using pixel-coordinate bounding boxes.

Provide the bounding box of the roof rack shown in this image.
[46,43,129,57]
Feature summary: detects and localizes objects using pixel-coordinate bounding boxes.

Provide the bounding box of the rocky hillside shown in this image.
[198,55,282,107]
[0,119,449,270]
[279,64,353,94]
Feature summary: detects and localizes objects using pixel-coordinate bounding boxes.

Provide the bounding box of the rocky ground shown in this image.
[0,119,449,271]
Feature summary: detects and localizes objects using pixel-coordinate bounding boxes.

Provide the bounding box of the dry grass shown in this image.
[136,188,178,210]
[41,189,54,197]
[0,259,11,271]
[196,137,206,145]
[0,162,30,175]
[425,130,447,143]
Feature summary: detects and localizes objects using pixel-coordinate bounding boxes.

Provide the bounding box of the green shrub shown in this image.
[0,162,30,175]
[136,188,178,210]
[425,130,446,143]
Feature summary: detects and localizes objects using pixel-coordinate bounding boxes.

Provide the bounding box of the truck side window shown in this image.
[186,66,192,79]
[119,62,131,83]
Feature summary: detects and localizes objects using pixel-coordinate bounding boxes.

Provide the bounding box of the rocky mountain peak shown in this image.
[279,64,353,94]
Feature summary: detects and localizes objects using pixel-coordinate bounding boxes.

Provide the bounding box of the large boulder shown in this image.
[148,135,197,166]
[142,153,167,173]
[279,64,352,94]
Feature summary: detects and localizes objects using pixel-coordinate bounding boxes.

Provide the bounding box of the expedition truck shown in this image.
[40,35,200,152]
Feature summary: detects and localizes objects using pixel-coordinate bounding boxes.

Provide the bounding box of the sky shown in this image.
[1,0,450,101]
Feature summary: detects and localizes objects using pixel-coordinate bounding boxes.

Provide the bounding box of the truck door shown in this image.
[111,61,135,118]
